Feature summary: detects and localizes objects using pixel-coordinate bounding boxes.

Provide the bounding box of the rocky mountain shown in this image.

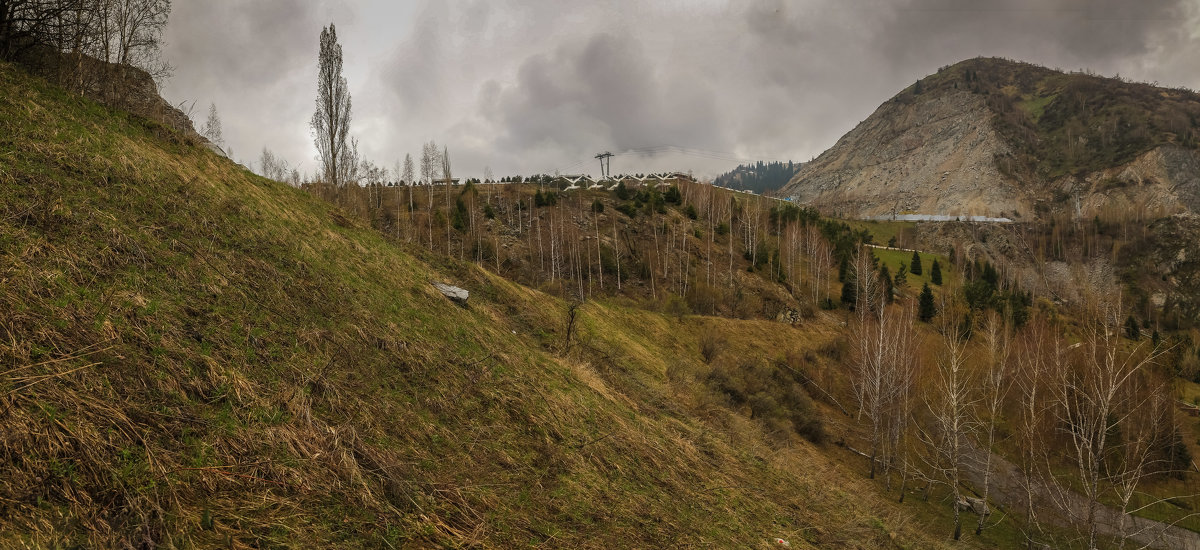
[782,57,1200,221]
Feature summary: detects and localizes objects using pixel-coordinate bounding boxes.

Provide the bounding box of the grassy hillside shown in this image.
[0,62,1000,548]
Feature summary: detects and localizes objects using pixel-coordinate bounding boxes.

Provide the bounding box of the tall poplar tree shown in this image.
[311,24,352,187]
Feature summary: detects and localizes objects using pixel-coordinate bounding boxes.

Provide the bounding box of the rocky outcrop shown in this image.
[783,91,1027,219]
[15,47,202,142]
[1066,146,1200,219]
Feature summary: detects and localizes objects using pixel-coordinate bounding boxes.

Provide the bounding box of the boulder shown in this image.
[954,496,991,517]
[432,282,469,303]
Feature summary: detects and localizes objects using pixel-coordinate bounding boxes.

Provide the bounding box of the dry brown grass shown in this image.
[0,60,1002,549]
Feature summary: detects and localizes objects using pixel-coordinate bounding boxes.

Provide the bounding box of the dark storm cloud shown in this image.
[167,0,320,89]
[163,0,1200,179]
[486,32,721,158]
[867,0,1187,70]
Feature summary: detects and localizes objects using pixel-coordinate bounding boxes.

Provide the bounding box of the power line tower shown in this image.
[595,152,613,178]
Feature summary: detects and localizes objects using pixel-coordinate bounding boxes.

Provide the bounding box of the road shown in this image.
[960,440,1200,549]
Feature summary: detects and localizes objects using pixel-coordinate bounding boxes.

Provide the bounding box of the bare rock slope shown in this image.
[783,58,1200,220]
[785,90,1022,219]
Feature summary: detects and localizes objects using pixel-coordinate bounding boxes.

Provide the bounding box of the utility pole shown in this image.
[595,152,613,179]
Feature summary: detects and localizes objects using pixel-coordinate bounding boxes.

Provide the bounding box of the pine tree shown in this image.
[614,181,632,200]
[918,283,937,322]
[930,259,943,285]
[910,250,923,275]
[1124,316,1141,340]
[840,266,857,308]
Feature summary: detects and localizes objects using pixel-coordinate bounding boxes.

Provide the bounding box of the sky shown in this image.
[160,0,1200,181]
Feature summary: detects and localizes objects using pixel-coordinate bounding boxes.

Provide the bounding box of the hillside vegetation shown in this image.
[0,61,990,548]
[915,57,1200,181]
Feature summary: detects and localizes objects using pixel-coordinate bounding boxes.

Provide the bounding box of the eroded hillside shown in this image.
[783,57,1200,221]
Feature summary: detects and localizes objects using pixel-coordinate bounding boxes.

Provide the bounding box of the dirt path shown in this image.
[961,442,1200,549]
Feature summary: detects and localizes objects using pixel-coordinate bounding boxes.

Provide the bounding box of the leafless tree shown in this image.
[612,220,622,290]
[974,310,1012,536]
[1048,298,1168,549]
[803,224,832,304]
[919,297,974,541]
[850,247,885,473]
[849,247,919,486]
[108,0,171,83]
[442,145,452,256]
[1014,315,1055,548]
[258,146,290,182]
[1,0,172,90]
[311,23,352,187]
[200,101,223,146]
[402,153,415,239]
[420,141,438,249]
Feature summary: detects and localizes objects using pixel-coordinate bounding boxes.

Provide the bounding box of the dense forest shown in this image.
[713,160,801,194]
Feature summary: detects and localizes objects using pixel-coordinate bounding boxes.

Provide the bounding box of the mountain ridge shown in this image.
[782,57,1200,220]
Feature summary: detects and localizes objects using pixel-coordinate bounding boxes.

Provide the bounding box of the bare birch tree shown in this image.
[974,310,1012,536]
[1049,298,1168,549]
[920,297,974,541]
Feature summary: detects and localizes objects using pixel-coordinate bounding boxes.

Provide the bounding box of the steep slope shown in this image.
[783,57,1200,220]
[0,63,983,548]
[783,88,1021,219]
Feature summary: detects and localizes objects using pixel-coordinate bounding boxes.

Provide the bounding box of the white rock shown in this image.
[432,282,469,303]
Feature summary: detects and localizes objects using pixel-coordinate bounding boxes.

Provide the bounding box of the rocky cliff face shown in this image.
[785,90,1026,219]
[783,58,1200,221]
[1066,145,1200,220]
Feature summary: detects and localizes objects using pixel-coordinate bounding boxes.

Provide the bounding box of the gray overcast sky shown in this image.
[161,0,1200,181]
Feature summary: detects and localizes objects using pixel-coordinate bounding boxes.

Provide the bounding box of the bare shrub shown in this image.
[698,327,726,364]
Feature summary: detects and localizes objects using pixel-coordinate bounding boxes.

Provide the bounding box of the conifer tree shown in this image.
[841,278,857,308]
[894,262,908,290]
[1124,315,1140,340]
[910,251,923,276]
[878,264,894,303]
[930,259,942,285]
[918,283,937,322]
